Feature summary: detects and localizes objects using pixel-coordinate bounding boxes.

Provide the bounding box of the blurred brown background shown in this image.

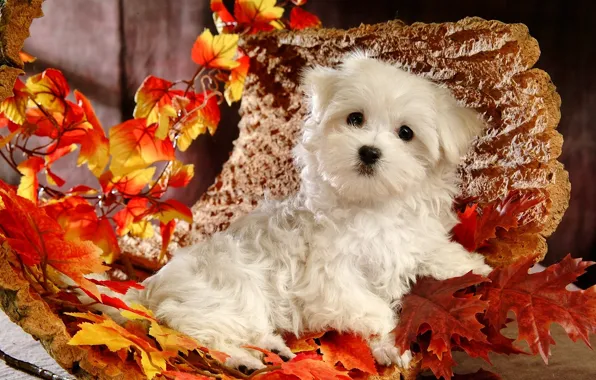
[4,0,594,286]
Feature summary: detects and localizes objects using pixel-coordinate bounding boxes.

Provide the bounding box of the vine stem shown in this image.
[0,348,70,380]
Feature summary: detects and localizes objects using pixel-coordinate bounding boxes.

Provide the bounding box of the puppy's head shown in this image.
[297,52,484,203]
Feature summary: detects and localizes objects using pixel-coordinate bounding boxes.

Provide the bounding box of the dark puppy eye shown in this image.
[347,112,364,127]
[397,125,414,141]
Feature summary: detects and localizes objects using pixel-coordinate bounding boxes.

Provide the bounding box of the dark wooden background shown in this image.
[7,0,595,286]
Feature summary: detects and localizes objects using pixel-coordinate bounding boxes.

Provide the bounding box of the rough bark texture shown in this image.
[121,18,570,273]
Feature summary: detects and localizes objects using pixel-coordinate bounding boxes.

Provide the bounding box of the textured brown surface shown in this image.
[0,0,43,101]
[122,18,570,272]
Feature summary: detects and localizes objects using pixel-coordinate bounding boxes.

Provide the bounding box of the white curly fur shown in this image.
[114,53,492,371]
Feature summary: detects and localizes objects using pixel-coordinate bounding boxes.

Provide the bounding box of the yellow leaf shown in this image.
[191,29,240,70]
[0,130,18,150]
[224,53,250,105]
[157,104,177,140]
[129,220,155,239]
[68,322,135,352]
[0,79,28,124]
[16,156,45,203]
[25,69,70,113]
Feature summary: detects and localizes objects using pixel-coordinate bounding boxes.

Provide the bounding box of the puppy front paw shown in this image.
[369,335,412,369]
[472,262,493,276]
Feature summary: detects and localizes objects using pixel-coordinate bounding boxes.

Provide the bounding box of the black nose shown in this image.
[358,145,382,165]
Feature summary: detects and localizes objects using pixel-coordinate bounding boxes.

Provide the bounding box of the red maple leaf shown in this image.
[483,254,596,363]
[289,7,321,30]
[88,278,144,295]
[273,359,352,380]
[452,191,544,252]
[394,272,489,378]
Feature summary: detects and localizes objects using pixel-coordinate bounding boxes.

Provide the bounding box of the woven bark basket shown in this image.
[0,11,570,380]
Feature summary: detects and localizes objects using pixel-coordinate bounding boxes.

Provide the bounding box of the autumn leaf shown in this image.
[176,92,221,152]
[167,160,195,188]
[140,199,193,224]
[394,273,489,379]
[74,90,110,176]
[483,255,596,363]
[272,359,352,380]
[88,278,144,294]
[19,50,37,63]
[453,191,544,252]
[43,197,121,263]
[26,69,70,113]
[244,345,284,365]
[211,0,237,34]
[113,197,151,236]
[133,76,186,127]
[284,331,324,353]
[319,332,377,374]
[162,371,212,380]
[235,0,285,33]
[113,167,156,195]
[0,182,64,265]
[109,118,175,176]
[0,78,28,124]
[191,29,240,70]
[224,51,250,105]
[289,7,322,30]
[0,130,18,150]
[16,156,45,203]
[68,312,172,379]
[159,220,176,261]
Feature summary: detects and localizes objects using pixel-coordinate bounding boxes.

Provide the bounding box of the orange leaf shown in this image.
[176,92,221,152]
[88,278,144,294]
[109,118,175,176]
[74,90,110,176]
[0,78,28,124]
[133,76,184,125]
[191,29,240,70]
[16,156,45,203]
[113,197,150,236]
[211,0,237,34]
[284,331,324,353]
[25,69,70,113]
[159,220,176,261]
[43,197,121,263]
[19,50,37,63]
[244,345,284,365]
[289,7,321,30]
[319,332,377,375]
[0,181,63,265]
[275,358,352,380]
[0,130,18,150]
[142,199,193,224]
[224,51,250,105]
[167,160,195,188]
[113,167,156,195]
[162,371,212,380]
[235,0,285,32]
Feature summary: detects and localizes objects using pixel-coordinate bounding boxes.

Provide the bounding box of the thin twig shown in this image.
[0,348,70,380]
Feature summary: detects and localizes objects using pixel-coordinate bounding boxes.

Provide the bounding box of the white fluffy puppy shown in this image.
[123,52,492,372]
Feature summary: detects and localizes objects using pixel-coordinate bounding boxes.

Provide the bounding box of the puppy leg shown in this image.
[420,241,492,280]
[300,277,410,368]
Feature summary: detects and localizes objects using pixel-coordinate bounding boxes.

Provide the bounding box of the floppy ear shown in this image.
[299,65,339,121]
[435,87,485,165]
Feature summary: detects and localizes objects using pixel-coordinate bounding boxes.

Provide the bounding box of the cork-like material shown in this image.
[0,0,43,101]
[122,18,570,272]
